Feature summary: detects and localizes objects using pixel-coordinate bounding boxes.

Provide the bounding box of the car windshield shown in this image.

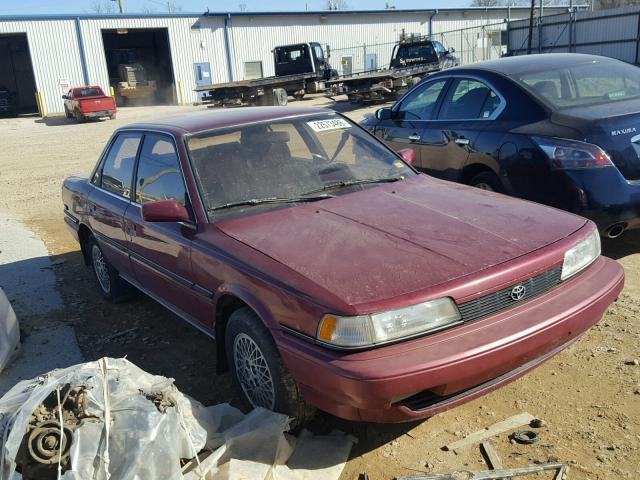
[517,59,640,109]
[186,114,414,216]
[397,43,436,60]
[75,88,103,97]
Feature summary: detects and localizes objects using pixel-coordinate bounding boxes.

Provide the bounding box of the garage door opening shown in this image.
[0,34,37,115]
[102,28,175,106]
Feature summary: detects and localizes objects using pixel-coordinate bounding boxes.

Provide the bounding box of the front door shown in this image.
[124,133,210,323]
[373,78,449,167]
[419,77,503,180]
[87,132,142,275]
[194,62,212,101]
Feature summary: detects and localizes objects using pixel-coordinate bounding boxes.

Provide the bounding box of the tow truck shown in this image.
[327,36,456,103]
[194,42,336,107]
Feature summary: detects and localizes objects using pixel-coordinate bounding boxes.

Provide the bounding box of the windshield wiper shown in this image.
[300,176,405,196]
[209,194,334,212]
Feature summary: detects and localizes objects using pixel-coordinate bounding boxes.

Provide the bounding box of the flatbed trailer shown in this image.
[195,72,323,107]
[195,42,336,107]
[326,61,441,103]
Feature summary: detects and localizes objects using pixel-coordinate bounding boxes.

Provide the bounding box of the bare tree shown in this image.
[325,0,348,10]
[165,1,182,12]
[89,0,117,13]
[238,3,247,11]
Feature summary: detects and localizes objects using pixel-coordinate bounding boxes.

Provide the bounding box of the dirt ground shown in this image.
[0,96,638,480]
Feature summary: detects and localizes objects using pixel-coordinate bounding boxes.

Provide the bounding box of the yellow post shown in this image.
[35,91,47,117]
[39,91,47,117]
[178,80,184,106]
[109,86,115,97]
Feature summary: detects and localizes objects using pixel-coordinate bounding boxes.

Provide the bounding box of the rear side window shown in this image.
[134,134,186,205]
[97,133,141,198]
[518,59,640,109]
[397,79,448,120]
[438,78,501,120]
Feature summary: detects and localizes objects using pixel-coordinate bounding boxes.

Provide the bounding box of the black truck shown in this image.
[195,42,336,107]
[327,37,457,103]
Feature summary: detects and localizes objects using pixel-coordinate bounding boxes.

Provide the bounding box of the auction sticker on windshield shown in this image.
[307,118,351,132]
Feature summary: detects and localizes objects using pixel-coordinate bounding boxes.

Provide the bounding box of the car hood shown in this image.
[216,176,585,307]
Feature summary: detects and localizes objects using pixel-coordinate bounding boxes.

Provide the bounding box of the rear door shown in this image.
[88,132,142,275]
[373,78,449,166]
[419,77,504,180]
[124,133,210,324]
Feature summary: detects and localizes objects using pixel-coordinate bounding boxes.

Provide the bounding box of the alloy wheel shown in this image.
[91,245,111,294]
[233,333,276,410]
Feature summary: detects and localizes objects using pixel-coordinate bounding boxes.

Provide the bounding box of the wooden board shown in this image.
[444,413,536,452]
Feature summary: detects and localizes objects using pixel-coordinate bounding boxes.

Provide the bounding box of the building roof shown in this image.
[0,6,583,22]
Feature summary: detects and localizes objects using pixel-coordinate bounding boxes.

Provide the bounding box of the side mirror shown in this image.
[449,47,456,53]
[375,107,393,121]
[397,148,416,166]
[62,95,68,100]
[142,200,191,223]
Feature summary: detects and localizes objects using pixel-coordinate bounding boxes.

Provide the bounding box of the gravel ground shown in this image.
[0,97,638,479]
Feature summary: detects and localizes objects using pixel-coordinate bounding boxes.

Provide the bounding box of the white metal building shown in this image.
[0,7,573,114]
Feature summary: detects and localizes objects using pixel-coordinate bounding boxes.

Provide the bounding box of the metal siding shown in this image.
[0,19,85,113]
[79,16,227,105]
[224,13,432,79]
[0,8,572,113]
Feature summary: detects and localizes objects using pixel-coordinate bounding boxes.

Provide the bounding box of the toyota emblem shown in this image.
[510,285,526,301]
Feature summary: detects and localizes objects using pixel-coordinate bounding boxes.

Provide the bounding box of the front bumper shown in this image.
[277,256,624,422]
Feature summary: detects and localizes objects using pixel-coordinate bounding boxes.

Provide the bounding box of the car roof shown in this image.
[449,53,617,76]
[123,106,330,135]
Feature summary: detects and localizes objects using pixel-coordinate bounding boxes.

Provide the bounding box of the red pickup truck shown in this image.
[62,86,116,122]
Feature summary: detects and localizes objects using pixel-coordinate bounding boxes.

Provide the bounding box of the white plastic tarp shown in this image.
[0,357,355,480]
[0,289,20,374]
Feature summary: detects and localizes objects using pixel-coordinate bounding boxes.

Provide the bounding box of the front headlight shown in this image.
[561,229,601,280]
[317,298,461,349]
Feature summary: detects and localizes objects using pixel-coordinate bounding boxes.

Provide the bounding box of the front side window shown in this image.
[397,79,448,120]
[187,115,415,217]
[438,78,501,120]
[313,44,324,60]
[134,134,186,206]
[97,133,141,198]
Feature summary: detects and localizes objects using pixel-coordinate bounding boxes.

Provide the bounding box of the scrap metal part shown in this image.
[397,463,567,480]
[14,384,94,480]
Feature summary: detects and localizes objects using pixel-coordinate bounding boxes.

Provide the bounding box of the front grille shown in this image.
[458,267,563,323]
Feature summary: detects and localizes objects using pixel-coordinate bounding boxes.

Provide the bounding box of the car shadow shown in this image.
[34,116,109,127]
[601,229,640,260]
[1,248,428,457]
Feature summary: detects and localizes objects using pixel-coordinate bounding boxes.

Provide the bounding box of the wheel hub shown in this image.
[233,333,276,410]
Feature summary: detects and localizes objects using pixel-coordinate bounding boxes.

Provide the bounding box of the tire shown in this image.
[226,308,315,429]
[468,171,503,193]
[87,235,132,303]
[109,113,116,120]
[64,107,72,119]
[74,109,84,123]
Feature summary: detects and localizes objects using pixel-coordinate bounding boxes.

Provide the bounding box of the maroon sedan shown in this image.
[62,106,624,425]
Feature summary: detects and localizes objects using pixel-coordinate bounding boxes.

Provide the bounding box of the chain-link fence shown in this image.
[328,22,508,76]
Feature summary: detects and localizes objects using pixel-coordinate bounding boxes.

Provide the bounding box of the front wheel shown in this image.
[468,171,503,193]
[225,308,315,428]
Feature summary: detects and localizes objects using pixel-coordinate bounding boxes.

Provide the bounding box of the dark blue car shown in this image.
[361,53,640,239]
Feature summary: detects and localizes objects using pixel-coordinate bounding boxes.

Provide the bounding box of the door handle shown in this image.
[408,134,421,142]
[455,137,470,146]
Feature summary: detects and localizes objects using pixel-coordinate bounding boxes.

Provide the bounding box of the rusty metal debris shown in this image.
[14,384,95,480]
[397,462,567,480]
